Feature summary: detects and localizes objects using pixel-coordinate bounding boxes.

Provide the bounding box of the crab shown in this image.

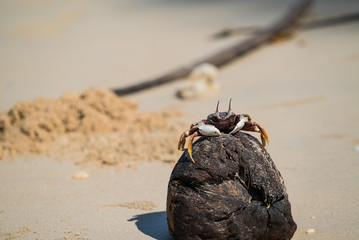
[178,99,269,163]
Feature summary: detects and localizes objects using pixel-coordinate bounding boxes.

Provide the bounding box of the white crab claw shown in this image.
[198,124,221,136]
[229,115,247,134]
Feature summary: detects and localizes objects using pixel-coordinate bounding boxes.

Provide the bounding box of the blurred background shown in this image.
[0,0,358,111]
[0,0,359,239]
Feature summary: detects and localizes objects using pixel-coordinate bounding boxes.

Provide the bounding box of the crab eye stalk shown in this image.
[227,98,232,115]
[215,100,221,119]
[224,98,234,120]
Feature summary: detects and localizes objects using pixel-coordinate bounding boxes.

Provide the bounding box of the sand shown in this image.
[0,87,184,169]
[1,0,359,239]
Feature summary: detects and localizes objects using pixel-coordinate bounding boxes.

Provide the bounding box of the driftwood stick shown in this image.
[214,11,359,38]
[113,0,313,96]
[301,11,359,30]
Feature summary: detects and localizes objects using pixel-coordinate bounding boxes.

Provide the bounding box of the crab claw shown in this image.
[187,125,220,163]
[198,124,221,136]
[229,115,247,134]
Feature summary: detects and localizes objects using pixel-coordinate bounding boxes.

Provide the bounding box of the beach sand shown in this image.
[1,0,359,239]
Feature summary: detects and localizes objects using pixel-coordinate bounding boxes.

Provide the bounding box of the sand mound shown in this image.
[0,88,184,169]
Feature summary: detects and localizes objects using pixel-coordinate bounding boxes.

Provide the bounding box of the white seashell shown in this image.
[190,63,218,80]
[176,81,207,99]
[72,171,90,179]
[176,63,220,99]
[306,228,315,234]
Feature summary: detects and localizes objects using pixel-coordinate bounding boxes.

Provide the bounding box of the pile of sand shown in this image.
[0,88,185,169]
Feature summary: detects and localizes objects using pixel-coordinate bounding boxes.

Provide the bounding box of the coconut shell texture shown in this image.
[167,132,296,240]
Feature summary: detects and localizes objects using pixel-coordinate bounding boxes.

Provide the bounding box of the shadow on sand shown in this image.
[129,211,172,240]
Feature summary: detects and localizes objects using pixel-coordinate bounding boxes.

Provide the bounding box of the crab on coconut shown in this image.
[178,99,269,163]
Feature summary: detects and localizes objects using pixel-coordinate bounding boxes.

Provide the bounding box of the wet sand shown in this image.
[1,0,359,239]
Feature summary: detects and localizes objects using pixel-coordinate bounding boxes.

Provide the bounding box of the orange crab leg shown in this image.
[241,114,252,122]
[178,132,188,150]
[178,127,199,151]
[242,122,269,148]
[187,131,200,163]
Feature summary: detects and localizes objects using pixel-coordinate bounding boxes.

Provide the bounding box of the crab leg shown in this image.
[241,114,252,122]
[187,124,220,163]
[178,127,198,151]
[242,122,269,148]
[178,124,221,163]
[190,121,201,129]
[187,132,200,163]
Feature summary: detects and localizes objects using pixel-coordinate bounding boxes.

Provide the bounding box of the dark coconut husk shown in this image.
[167,132,296,240]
